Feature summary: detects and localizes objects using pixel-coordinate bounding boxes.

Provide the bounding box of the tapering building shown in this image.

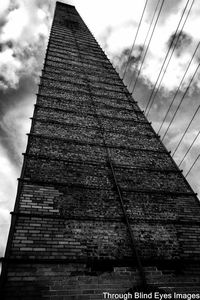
[1,2,200,299]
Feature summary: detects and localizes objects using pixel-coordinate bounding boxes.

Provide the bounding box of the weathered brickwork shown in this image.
[9,215,184,261]
[37,93,140,113]
[1,1,200,299]
[3,264,200,300]
[27,135,175,169]
[15,182,200,224]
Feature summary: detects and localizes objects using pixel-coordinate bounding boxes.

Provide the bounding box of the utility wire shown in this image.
[179,129,200,167]
[146,0,195,117]
[157,41,200,135]
[172,104,200,157]
[122,0,149,80]
[185,153,200,177]
[162,61,200,142]
[130,0,165,94]
[145,0,193,116]
[127,0,162,89]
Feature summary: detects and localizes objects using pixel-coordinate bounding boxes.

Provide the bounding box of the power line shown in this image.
[127,0,162,89]
[161,61,200,142]
[145,0,195,117]
[122,0,149,81]
[145,0,194,116]
[157,41,200,135]
[185,153,200,177]
[172,104,200,157]
[130,0,165,94]
[178,129,200,167]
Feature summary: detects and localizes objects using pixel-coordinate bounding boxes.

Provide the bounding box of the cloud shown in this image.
[0,146,17,257]
[0,80,35,257]
[0,78,36,166]
[0,0,10,19]
[0,208,11,257]
[106,0,200,93]
[167,125,200,196]
[0,0,58,256]
[146,0,184,24]
[167,31,192,57]
[114,45,144,77]
[0,0,65,258]
[0,0,200,258]
[0,0,52,90]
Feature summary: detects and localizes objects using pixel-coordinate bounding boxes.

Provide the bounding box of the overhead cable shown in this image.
[157,41,200,135]
[185,153,200,177]
[145,0,194,116]
[127,0,162,89]
[122,0,149,80]
[130,0,165,94]
[161,61,200,142]
[172,104,200,157]
[178,129,200,167]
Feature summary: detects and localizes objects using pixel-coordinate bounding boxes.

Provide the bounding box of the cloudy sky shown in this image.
[0,0,200,257]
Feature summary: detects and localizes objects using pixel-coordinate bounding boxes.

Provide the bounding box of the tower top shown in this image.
[56,1,75,8]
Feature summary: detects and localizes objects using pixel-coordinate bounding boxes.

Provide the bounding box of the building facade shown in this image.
[1,2,200,299]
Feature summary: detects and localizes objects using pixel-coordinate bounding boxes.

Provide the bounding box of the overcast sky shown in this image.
[0,0,200,257]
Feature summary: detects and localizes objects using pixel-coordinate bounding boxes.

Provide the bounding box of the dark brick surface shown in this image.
[27,134,175,169]
[1,1,200,299]
[2,263,200,299]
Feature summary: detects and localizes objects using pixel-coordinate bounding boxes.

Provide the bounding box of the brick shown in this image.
[1,2,200,299]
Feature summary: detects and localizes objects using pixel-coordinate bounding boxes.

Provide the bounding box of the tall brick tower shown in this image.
[1,2,200,299]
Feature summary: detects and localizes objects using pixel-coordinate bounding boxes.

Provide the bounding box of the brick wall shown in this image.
[3,264,200,299]
[1,1,200,299]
